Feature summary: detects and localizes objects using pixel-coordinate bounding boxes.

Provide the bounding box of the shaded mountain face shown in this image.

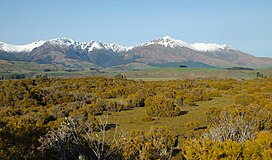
[0,36,271,69]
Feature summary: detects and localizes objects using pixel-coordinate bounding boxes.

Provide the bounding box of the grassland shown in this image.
[124,68,272,80]
[44,67,272,80]
[1,60,272,80]
[100,96,235,135]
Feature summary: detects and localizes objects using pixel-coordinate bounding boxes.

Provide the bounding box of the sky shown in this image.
[1,0,272,57]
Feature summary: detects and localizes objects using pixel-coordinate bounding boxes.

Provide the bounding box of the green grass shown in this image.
[0,60,57,73]
[97,96,235,135]
[44,71,84,77]
[124,68,269,80]
[128,77,178,81]
[1,60,272,80]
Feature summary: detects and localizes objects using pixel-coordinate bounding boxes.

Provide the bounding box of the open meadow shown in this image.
[1,59,272,80]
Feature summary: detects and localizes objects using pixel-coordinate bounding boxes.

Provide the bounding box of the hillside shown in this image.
[1,36,272,70]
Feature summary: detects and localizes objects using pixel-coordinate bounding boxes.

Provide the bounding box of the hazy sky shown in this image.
[1,0,272,57]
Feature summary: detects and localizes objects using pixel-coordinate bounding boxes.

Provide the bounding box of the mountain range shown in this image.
[1,36,271,70]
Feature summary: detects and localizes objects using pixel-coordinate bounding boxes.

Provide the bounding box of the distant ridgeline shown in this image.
[149,61,217,68]
[1,36,272,71]
[225,67,254,70]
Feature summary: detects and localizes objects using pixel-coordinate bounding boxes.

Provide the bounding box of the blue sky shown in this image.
[1,0,272,57]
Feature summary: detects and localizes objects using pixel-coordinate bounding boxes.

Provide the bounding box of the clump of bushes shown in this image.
[145,96,180,117]
[181,132,272,160]
[117,126,177,159]
[38,118,176,160]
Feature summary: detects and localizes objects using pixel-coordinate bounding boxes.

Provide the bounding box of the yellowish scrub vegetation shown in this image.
[0,76,271,159]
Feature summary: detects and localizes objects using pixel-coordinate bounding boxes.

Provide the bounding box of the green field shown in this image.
[1,60,272,80]
[41,67,272,80]
[124,68,272,80]
[100,96,235,135]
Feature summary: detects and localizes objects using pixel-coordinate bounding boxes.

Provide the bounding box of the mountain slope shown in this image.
[0,36,271,69]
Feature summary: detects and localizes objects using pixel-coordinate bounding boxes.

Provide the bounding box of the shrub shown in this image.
[38,117,122,160]
[204,105,271,143]
[181,139,241,160]
[243,132,272,159]
[117,126,176,160]
[145,96,180,117]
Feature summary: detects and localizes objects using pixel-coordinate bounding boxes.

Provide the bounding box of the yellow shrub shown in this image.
[243,132,272,159]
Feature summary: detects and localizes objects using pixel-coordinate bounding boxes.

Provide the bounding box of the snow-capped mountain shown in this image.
[80,41,126,52]
[138,36,194,49]
[191,43,235,52]
[46,38,126,52]
[49,38,78,47]
[133,36,235,52]
[0,36,234,53]
[0,40,46,52]
[0,36,271,68]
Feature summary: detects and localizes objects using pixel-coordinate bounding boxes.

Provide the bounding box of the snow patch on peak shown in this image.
[108,43,126,52]
[143,36,236,52]
[79,41,118,52]
[88,42,104,52]
[0,40,46,52]
[49,37,78,46]
[162,35,173,40]
[140,36,194,49]
[81,41,127,52]
[191,43,235,52]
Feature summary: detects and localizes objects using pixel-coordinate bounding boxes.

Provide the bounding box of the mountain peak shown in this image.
[0,40,46,52]
[0,36,237,53]
[1,37,271,68]
[162,35,173,40]
[49,37,76,45]
[142,36,193,49]
[191,43,235,52]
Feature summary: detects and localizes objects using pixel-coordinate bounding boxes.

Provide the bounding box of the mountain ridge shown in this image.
[0,36,271,69]
[0,36,238,53]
